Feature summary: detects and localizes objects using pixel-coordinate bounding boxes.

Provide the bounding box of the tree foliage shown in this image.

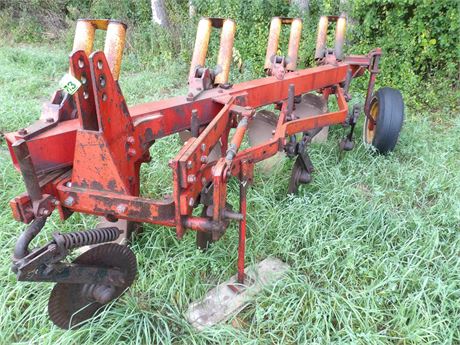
[0,0,458,99]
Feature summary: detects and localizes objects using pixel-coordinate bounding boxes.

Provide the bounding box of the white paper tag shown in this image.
[59,74,82,95]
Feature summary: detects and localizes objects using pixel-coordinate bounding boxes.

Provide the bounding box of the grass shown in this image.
[0,42,459,345]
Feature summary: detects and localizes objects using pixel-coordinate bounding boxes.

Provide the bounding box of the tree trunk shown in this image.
[291,0,309,14]
[151,0,170,28]
[189,0,196,18]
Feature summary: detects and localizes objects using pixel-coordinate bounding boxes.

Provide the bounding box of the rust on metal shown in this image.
[4,15,392,329]
[215,19,236,85]
[334,16,347,61]
[315,16,329,60]
[104,20,127,80]
[286,18,302,71]
[189,18,212,81]
[264,17,282,71]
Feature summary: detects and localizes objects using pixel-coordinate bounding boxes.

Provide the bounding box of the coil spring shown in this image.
[55,227,121,249]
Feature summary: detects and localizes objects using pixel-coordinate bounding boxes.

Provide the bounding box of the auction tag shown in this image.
[59,73,82,95]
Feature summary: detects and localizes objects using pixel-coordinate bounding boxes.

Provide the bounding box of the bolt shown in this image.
[186,161,193,169]
[128,148,136,157]
[188,198,195,207]
[64,196,74,207]
[18,128,27,135]
[200,155,208,163]
[187,175,196,183]
[40,209,50,216]
[201,177,207,185]
[116,204,127,214]
[53,199,60,206]
[201,143,206,152]
[127,136,135,144]
[65,181,72,188]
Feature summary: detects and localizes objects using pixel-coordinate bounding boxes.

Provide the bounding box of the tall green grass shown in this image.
[0,43,459,344]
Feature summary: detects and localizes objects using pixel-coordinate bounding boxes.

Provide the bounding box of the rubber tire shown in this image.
[364,87,404,154]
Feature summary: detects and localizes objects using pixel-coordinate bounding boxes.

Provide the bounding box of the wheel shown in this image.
[363,87,404,154]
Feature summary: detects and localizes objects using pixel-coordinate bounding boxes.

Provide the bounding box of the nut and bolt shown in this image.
[53,199,60,206]
[201,143,206,152]
[188,198,195,207]
[65,181,72,188]
[186,161,193,169]
[187,175,196,183]
[40,209,50,216]
[127,136,135,144]
[18,128,27,135]
[201,177,207,185]
[116,204,128,214]
[64,196,74,207]
[128,148,137,157]
[200,155,208,163]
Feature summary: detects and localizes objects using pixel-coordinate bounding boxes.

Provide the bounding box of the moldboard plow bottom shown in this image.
[6,16,404,329]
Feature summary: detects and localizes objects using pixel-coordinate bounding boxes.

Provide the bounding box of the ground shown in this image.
[0,43,459,345]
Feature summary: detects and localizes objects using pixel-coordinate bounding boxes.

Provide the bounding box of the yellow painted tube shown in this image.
[286,18,302,71]
[215,19,236,85]
[189,18,212,81]
[72,19,96,56]
[315,16,329,60]
[104,20,127,80]
[264,17,282,71]
[334,16,347,61]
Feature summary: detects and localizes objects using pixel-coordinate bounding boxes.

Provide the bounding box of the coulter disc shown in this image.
[48,243,137,329]
[247,110,283,173]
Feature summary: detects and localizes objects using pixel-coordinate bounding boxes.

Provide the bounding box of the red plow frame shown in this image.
[5,16,402,329]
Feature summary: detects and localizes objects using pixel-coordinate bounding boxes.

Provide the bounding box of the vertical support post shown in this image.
[237,160,248,284]
[190,109,199,137]
[189,18,212,81]
[104,21,127,80]
[286,18,302,71]
[11,140,43,213]
[334,16,347,61]
[264,17,282,72]
[364,51,381,120]
[315,16,329,60]
[215,19,236,85]
[72,19,96,56]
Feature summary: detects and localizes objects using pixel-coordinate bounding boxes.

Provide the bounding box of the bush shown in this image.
[0,0,457,108]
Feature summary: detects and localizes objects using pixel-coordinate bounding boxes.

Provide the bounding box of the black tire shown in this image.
[363,87,404,154]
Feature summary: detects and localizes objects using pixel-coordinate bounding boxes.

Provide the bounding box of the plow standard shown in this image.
[6,16,403,329]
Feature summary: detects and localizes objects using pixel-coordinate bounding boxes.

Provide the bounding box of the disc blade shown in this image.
[247,110,283,173]
[293,93,329,142]
[48,243,137,329]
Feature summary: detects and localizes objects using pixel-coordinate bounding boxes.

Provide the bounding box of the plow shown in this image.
[6,15,404,329]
